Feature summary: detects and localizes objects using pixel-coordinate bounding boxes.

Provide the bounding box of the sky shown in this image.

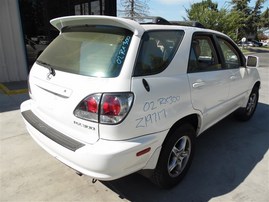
[117,0,269,21]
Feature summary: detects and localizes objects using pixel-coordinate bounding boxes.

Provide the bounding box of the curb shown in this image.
[0,83,28,95]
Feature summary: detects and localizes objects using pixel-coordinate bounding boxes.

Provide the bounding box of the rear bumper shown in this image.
[22,110,84,151]
[20,100,167,180]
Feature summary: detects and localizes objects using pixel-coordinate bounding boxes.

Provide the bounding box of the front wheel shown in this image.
[235,86,259,121]
[151,123,195,189]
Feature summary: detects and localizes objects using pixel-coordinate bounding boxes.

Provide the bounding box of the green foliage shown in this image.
[186,0,219,29]
[185,0,267,41]
[217,10,242,40]
[185,0,242,41]
[260,7,269,28]
[231,0,266,40]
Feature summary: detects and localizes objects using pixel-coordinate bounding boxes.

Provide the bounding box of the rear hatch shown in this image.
[28,16,140,144]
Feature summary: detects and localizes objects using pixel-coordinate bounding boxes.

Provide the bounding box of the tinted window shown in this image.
[37,26,132,78]
[134,30,184,76]
[188,36,221,73]
[217,38,241,69]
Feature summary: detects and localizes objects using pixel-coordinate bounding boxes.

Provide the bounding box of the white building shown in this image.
[0,0,28,82]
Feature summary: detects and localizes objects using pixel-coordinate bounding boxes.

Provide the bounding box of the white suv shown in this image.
[21,16,260,189]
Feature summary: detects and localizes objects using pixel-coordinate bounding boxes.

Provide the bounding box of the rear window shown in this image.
[37,26,133,78]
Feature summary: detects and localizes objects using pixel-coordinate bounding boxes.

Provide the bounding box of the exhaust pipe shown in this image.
[75,171,97,184]
[92,178,97,183]
[76,171,83,176]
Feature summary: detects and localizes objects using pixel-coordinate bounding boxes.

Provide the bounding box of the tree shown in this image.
[230,0,266,40]
[118,0,150,20]
[185,0,219,29]
[186,0,267,41]
[260,7,269,28]
[217,9,242,40]
[258,8,269,41]
[185,0,242,41]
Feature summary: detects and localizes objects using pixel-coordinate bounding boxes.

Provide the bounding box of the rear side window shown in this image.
[134,30,184,76]
[37,26,132,78]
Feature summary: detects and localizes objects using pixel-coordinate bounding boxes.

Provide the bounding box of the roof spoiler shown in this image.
[50,15,144,36]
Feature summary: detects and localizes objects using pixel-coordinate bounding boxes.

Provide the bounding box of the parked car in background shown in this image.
[37,35,50,45]
[251,40,263,47]
[238,40,264,47]
[25,38,47,65]
[238,41,254,47]
[30,35,50,45]
[261,41,268,46]
[21,15,261,189]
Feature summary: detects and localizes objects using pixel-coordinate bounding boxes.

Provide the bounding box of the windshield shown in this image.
[37,26,133,78]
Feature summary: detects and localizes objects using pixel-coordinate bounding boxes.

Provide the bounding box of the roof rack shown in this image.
[126,16,205,28]
[169,21,205,28]
[125,16,170,25]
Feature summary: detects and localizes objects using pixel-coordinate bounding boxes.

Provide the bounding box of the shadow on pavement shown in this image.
[0,81,29,113]
[248,47,269,54]
[101,102,269,202]
[0,93,29,113]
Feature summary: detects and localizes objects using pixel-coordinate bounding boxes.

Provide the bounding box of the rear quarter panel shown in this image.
[99,30,199,141]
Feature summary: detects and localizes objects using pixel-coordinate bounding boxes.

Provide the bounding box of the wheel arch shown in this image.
[168,113,201,139]
[253,81,261,90]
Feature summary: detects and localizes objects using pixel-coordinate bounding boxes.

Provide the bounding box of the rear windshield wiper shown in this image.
[36,60,56,76]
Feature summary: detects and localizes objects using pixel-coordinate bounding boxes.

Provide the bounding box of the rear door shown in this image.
[187,33,230,129]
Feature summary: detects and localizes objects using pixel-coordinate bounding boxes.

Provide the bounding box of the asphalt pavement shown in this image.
[0,50,268,201]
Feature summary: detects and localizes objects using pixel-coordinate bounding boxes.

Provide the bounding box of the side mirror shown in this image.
[246,55,259,68]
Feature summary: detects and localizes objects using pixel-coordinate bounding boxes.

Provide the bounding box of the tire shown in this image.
[235,86,259,121]
[151,123,195,189]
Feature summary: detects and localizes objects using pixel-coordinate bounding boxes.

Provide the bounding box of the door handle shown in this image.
[192,81,206,88]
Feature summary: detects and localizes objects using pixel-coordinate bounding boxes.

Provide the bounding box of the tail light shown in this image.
[74,94,101,122]
[74,93,134,124]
